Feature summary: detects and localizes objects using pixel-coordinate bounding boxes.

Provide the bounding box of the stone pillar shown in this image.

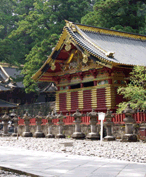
[10,111,18,137]
[72,109,85,139]
[12,118,18,137]
[1,113,11,136]
[86,109,100,140]
[34,111,45,138]
[122,103,137,142]
[56,112,66,138]
[104,109,115,141]
[46,112,55,138]
[22,112,32,137]
[3,121,9,136]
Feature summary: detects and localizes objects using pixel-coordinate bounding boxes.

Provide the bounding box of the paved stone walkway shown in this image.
[0,146,146,177]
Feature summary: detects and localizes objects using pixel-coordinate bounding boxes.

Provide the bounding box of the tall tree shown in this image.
[117,66,146,113]
[81,0,146,34]
[0,0,18,64]
[13,0,91,92]
[0,0,35,65]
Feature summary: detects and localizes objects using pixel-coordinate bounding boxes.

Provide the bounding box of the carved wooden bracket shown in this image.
[77,72,85,80]
[64,74,72,82]
[102,67,113,76]
[89,69,98,78]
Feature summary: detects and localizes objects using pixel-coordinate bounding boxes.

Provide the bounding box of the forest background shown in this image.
[0,0,146,93]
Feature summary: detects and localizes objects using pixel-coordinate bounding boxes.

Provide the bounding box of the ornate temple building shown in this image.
[0,63,56,105]
[0,63,35,104]
[32,21,146,114]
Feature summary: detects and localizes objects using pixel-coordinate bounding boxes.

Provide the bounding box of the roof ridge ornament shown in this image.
[65,20,77,32]
[105,51,115,58]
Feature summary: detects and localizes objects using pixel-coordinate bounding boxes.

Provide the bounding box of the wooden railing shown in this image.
[18,112,146,126]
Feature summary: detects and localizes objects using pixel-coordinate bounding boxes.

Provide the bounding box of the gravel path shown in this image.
[0,137,146,163]
[0,169,30,177]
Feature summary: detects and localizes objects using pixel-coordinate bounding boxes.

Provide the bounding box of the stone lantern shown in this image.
[22,112,32,137]
[34,111,45,138]
[104,109,115,141]
[72,109,85,139]
[56,112,66,138]
[46,112,55,138]
[10,111,18,137]
[122,103,137,142]
[86,109,100,140]
[0,112,11,136]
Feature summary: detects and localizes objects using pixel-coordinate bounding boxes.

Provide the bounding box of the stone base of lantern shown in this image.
[2,133,10,137]
[104,135,115,141]
[56,134,65,138]
[46,134,55,138]
[72,132,85,139]
[121,134,137,142]
[11,133,18,137]
[86,133,100,140]
[34,132,45,138]
[22,132,33,137]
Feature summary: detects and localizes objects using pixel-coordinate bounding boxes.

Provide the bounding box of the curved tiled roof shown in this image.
[66,24,146,66]
[32,21,146,81]
[0,99,17,108]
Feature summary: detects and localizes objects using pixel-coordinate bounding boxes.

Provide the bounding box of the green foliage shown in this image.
[81,0,146,34]
[15,0,91,92]
[0,0,91,92]
[0,0,146,94]
[117,66,146,113]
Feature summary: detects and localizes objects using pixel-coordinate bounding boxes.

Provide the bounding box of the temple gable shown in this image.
[32,21,146,113]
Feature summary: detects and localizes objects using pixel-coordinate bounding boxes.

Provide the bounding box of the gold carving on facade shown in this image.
[82,51,90,64]
[69,61,78,69]
[64,36,72,51]
[50,61,56,71]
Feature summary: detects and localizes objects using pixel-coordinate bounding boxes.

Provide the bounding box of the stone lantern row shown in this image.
[22,111,66,138]
[0,111,18,137]
[22,104,137,142]
[0,104,137,142]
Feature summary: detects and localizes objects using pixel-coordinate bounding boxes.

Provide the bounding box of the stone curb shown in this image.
[0,166,41,177]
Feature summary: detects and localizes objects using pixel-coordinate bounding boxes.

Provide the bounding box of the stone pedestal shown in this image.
[0,113,11,137]
[72,119,85,139]
[46,125,55,138]
[2,121,10,136]
[34,120,45,138]
[87,120,99,140]
[104,109,115,141]
[22,120,32,137]
[86,109,99,140]
[56,121,65,138]
[12,122,18,137]
[11,115,18,137]
[34,112,45,138]
[122,104,137,142]
[46,112,55,138]
[72,110,85,139]
[56,112,66,138]
[22,112,32,137]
